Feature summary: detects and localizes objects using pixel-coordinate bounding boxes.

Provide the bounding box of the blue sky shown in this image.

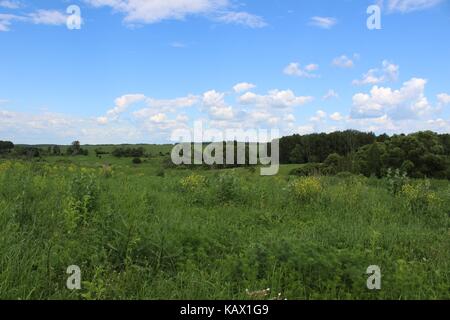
[1,0,450,144]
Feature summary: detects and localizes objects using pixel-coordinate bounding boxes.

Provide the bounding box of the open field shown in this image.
[0,151,449,300]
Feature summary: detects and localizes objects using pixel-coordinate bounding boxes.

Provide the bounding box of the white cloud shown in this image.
[239,89,314,109]
[28,10,67,25]
[437,93,450,106]
[310,110,327,122]
[323,89,339,100]
[0,1,21,9]
[351,77,433,120]
[85,0,227,23]
[330,112,344,121]
[283,62,319,78]
[85,0,265,27]
[0,13,22,31]
[202,90,234,120]
[106,94,146,118]
[150,113,167,123]
[147,95,198,110]
[386,0,444,13]
[297,125,315,135]
[353,60,399,86]
[0,9,68,31]
[332,55,354,68]
[132,94,198,121]
[216,11,267,28]
[304,64,319,72]
[309,16,337,29]
[284,114,296,122]
[233,82,256,93]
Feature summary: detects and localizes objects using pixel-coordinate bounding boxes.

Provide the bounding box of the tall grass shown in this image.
[0,160,448,299]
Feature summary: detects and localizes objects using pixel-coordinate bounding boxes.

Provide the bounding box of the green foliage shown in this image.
[399,180,441,215]
[289,163,327,176]
[287,176,322,203]
[386,168,409,196]
[213,172,242,203]
[0,140,14,153]
[0,160,448,300]
[112,147,145,158]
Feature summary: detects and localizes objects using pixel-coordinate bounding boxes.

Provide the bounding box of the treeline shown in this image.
[164,141,270,171]
[0,141,14,153]
[112,147,145,158]
[280,130,377,164]
[285,131,450,179]
[0,141,88,158]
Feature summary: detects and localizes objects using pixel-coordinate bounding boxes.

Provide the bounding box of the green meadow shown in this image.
[0,147,449,300]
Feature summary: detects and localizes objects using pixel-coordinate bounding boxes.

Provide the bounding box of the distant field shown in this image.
[0,152,449,300]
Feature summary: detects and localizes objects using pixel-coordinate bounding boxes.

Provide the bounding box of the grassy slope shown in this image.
[0,152,449,300]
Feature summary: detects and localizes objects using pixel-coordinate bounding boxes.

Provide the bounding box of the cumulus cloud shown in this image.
[332,55,354,68]
[330,112,344,121]
[323,89,339,100]
[239,89,314,109]
[85,0,266,27]
[353,60,399,86]
[437,93,450,106]
[130,94,199,121]
[233,82,256,93]
[351,78,433,120]
[202,90,234,120]
[309,16,337,29]
[283,62,319,78]
[106,94,146,119]
[310,110,327,122]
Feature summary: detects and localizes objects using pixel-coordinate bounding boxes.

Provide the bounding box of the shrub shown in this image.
[288,176,322,203]
[386,168,408,196]
[69,172,100,215]
[214,173,242,203]
[113,147,145,158]
[179,174,208,205]
[100,164,113,178]
[400,181,441,215]
[132,157,142,165]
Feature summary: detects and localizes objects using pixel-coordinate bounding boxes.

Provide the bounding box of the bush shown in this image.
[180,174,208,204]
[100,164,113,178]
[287,176,322,203]
[214,173,242,203]
[386,168,408,196]
[113,147,145,158]
[400,181,441,215]
[132,157,142,165]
